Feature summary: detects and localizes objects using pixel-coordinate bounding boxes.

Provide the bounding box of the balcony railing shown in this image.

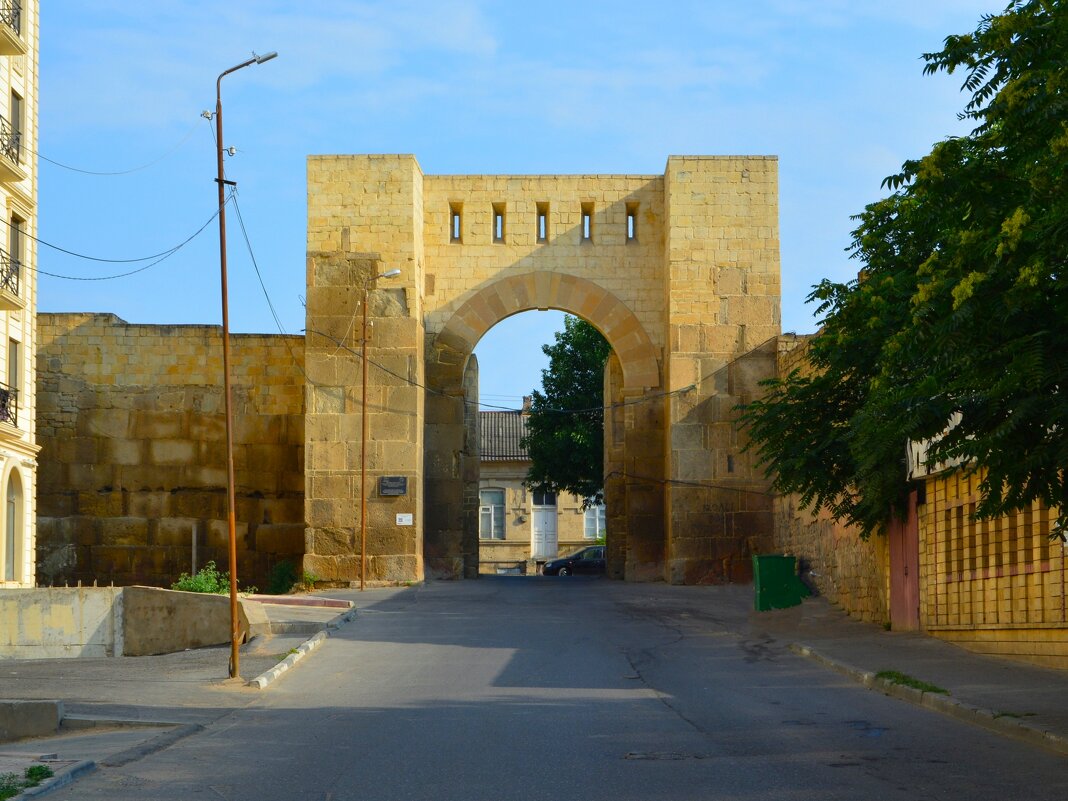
[0,114,20,168]
[0,3,20,36]
[0,249,18,298]
[0,383,17,426]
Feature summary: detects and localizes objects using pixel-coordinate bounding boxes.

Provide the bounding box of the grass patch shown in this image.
[0,764,55,799]
[875,670,948,695]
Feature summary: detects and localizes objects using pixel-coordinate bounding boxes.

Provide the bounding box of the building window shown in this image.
[479,489,505,540]
[8,91,20,163]
[4,470,21,581]
[536,202,549,242]
[0,339,16,426]
[584,503,606,539]
[581,203,594,242]
[449,202,463,243]
[7,338,17,394]
[9,213,22,265]
[626,202,638,242]
[532,489,556,507]
[492,203,505,243]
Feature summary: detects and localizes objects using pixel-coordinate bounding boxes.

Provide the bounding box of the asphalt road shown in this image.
[46,578,1068,800]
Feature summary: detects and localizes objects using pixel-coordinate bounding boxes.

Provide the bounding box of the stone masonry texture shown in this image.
[35,314,305,589]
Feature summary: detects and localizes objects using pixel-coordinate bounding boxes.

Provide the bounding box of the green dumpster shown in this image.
[753,554,810,611]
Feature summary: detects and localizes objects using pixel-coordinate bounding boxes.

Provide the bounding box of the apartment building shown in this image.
[479,407,606,575]
[0,0,37,587]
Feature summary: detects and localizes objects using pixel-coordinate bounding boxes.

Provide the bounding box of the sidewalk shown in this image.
[758,594,1068,755]
[0,589,397,797]
[609,582,1068,756]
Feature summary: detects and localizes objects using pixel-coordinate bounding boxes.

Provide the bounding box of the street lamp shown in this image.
[214,50,277,680]
[360,268,402,591]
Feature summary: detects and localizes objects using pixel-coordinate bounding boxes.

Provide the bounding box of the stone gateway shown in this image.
[303,154,780,584]
[37,154,781,588]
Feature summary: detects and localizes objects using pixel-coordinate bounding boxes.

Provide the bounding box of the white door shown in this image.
[531,490,558,559]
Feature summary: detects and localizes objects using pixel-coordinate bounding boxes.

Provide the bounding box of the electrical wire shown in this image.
[603,469,771,496]
[29,199,228,281]
[229,188,310,381]
[304,326,696,415]
[7,203,226,265]
[33,118,202,176]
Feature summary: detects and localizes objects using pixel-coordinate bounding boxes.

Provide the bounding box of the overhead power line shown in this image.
[304,327,696,416]
[34,118,202,176]
[26,200,227,281]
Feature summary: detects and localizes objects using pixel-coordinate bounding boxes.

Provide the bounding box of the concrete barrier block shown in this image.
[0,699,63,742]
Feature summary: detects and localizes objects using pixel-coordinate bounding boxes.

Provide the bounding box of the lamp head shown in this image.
[254,51,278,64]
[379,269,402,279]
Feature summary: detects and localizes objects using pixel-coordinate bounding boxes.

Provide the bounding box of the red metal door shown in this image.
[889,490,921,631]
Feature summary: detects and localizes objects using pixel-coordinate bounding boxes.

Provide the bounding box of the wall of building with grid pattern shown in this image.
[920,469,1068,668]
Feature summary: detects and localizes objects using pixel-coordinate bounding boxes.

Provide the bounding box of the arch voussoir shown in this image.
[432,271,661,392]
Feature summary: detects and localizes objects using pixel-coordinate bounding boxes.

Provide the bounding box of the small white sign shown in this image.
[396,513,413,526]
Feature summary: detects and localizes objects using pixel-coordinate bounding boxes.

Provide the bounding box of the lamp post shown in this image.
[360,268,401,591]
[214,50,277,679]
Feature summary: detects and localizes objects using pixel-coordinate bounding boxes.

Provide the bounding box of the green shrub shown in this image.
[0,765,54,800]
[300,570,321,591]
[0,773,21,801]
[171,561,231,594]
[24,765,53,785]
[267,560,299,595]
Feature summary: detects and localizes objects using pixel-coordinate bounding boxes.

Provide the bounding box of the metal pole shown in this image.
[212,51,276,679]
[215,74,241,680]
[360,283,369,592]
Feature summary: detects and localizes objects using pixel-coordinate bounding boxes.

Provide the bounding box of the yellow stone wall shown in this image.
[768,334,891,622]
[305,155,425,585]
[0,0,38,588]
[306,153,782,583]
[920,470,1068,668]
[35,313,305,589]
[663,157,781,584]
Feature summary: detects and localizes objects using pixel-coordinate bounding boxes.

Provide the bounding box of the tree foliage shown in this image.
[523,316,612,504]
[741,1,1068,537]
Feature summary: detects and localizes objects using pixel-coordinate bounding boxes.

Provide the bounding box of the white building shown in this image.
[479,406,605,574]
[0,0,37,587]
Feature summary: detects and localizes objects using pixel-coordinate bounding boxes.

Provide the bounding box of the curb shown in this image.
[247,607,358,690]
[789,643,1068,756]
[17,759,96,798]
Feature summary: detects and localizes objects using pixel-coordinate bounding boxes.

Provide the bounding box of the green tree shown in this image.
[742,1,1068,537]
[522,316,612,504]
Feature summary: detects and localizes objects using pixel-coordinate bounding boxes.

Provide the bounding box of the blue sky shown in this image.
[40,1,997,408]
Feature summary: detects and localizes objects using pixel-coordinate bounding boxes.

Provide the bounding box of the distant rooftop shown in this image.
[480,410,529,461]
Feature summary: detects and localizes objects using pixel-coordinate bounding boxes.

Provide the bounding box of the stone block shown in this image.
[132,411,185,440]
[154,518,199,548]
[149,439,197,466]
[99,517,149,547]
[77,491,123,517]
[255,524,305,554]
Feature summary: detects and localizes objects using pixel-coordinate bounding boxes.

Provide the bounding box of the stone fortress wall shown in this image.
[35,313,305,589]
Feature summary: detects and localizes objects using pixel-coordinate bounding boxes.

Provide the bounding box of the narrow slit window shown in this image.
[581,202,594,242]
[536,202,549,242]
[449,203,462,243]
[492,203,506,243]
[626,202,638,242]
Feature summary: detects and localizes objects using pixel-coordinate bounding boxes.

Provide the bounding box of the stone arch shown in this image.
[429,272,660,392]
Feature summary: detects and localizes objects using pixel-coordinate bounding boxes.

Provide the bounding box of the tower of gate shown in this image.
[304,155,779,584]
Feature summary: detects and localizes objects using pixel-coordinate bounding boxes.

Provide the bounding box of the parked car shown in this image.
[542,545,606,576]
